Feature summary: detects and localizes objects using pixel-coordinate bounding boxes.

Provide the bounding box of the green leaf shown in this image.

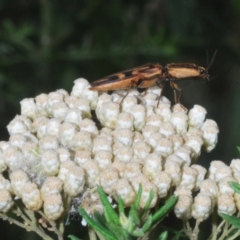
[141,214,153,232]
[105,221,131,240]
[118,197,125,215]
[158,231,168,240]
[220,213,240,229]
[97,186,120,225]
[229,181,240,194]
[133,184,142,209]
[237,146,240,153]
[78,207,118,240]
[152,195,178,223]
[68,235,81,240]
[143,189,154,212]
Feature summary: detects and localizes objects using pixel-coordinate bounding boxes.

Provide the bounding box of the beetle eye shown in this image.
[199,69,205,74]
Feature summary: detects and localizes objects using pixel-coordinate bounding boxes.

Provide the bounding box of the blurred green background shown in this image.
[1,0,240,239]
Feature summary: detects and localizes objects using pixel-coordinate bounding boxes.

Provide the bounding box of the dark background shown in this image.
[1,0,240,239]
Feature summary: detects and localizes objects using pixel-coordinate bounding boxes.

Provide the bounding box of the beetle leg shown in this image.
[170,81,182,103]
[156,79,165,106]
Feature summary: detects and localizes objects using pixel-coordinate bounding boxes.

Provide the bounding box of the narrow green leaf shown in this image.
[132,228,145,237]
[133,184,142,209]
[229,181,240,194]
[78,207,118,240]
[141,214,153,232]
[97,186,120,225]
[152,195,178,223]
[129,204,140,227]
[105,221,131,240]
[68,235,81,240]
[118,197,125,215]
[237,146,240,153]
[220,213,240,229]
[158,231,168,240]
[143,190,154,212]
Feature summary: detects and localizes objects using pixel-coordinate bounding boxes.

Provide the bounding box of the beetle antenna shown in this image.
[207,50,218,69]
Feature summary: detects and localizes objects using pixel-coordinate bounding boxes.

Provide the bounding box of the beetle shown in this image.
[89,52,216,104]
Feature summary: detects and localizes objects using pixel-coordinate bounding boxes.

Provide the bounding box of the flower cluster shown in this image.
[0,77,236,228]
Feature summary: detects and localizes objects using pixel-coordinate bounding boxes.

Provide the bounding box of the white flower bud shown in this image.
[146,132,163,149]
[114,178,136,206]
[174,146,192,166]
[130,174,157,208]
[171,112,188,134]
[59,122,77,147]
[230,159,240,175]
[154,138,173,155]
[79,119,98,138]
[133,141,151,159]
[20,98,36,119]
[74,150,92,166]
[22,182,42,210]
[112,161,126,177]
[47,92,64,109]
[133,131,144,143]
[35,93,48,115]
[130,105,146,131]
[153,171,171,198]
[10,169,30,197]
[142,125,159,139]
[43,193,64,220]
[174,193,193,220]
[41,177,63,199]
[94,150,112,170]
[116,112,134,130]
[58,160,76,181]
[57,148,71,162]
[200,179,218,203]
[112,141,126,155]
[9,134,27,148]
[72,131,92,151]
[168,134,184,151]
[99,102,120,129]
[64,95,78,108]
[209,161,232,183]
[3,146,24,171]
[22,142,39,167]
[0,174,12,192]
[192,193,213,221]
[56,89,69,97]
[191,164,207,190]
[0,190,13,212]
[7,116,29,135]
[92,138,112,154]
[218,177,236,195]
[81,84,98,110]
[0,141,11,151]
[114,146,133,162]
[82,160,100,187]
[123,162,142,179]
[188,105,207,128]
[71,78,90,97]
[201,119,219,152]
[100,167,119,194]
[145,106,155,117]
[155,103,171,122]
[177,166,197,190]
[41,150,60,176]
[114,128,133,147]
[121,96,138,113]
[95,93,111,119]
[165,154,185,166]
[142,153,162,180]
[159,123,175,137]
[146,86,162,96]
[64,167,85,196]
[185,135,203,160]
[39,134,59,150]
[142,92,158,106]
[146,114,162,128]
[164,161,182,186]
[72,98,91,118]
[65,108,82,126]
[34,116,49,138]
[51,102,68,119]
[218,193,236,216]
